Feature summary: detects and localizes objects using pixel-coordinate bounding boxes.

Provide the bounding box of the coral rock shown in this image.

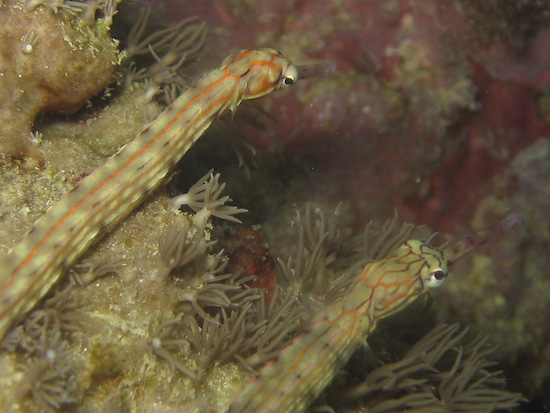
[0,0,121,156]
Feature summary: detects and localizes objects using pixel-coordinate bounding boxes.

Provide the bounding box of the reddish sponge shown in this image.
[0,1,121,157]
[224,227,279,301]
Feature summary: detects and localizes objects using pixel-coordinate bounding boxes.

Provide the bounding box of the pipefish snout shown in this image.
[0,47,299,341]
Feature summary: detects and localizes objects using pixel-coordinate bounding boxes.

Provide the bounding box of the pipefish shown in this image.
[0,47,299,341]
[229,214,521,412]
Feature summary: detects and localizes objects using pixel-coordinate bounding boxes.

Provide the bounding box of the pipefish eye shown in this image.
[425,268,447,288]
[281,64,299,87]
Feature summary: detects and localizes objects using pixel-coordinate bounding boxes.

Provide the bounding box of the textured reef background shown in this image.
[0,0,549,411]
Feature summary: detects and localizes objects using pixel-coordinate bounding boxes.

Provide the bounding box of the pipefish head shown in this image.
[371,240,448,318]
[373,214,522,318]
[222,47,299,100]
[402,240,449,289]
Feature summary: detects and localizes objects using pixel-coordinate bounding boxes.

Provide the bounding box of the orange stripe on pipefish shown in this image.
[0,47,299,341]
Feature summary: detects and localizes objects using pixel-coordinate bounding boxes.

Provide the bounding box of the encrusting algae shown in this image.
[0,0,122,157]
[0,1,527,412]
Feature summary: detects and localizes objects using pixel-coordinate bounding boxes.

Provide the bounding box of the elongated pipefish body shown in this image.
[0,48,299,341]
[229,239,448,412]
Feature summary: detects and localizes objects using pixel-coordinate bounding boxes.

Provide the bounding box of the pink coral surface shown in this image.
[165,0,549,227]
